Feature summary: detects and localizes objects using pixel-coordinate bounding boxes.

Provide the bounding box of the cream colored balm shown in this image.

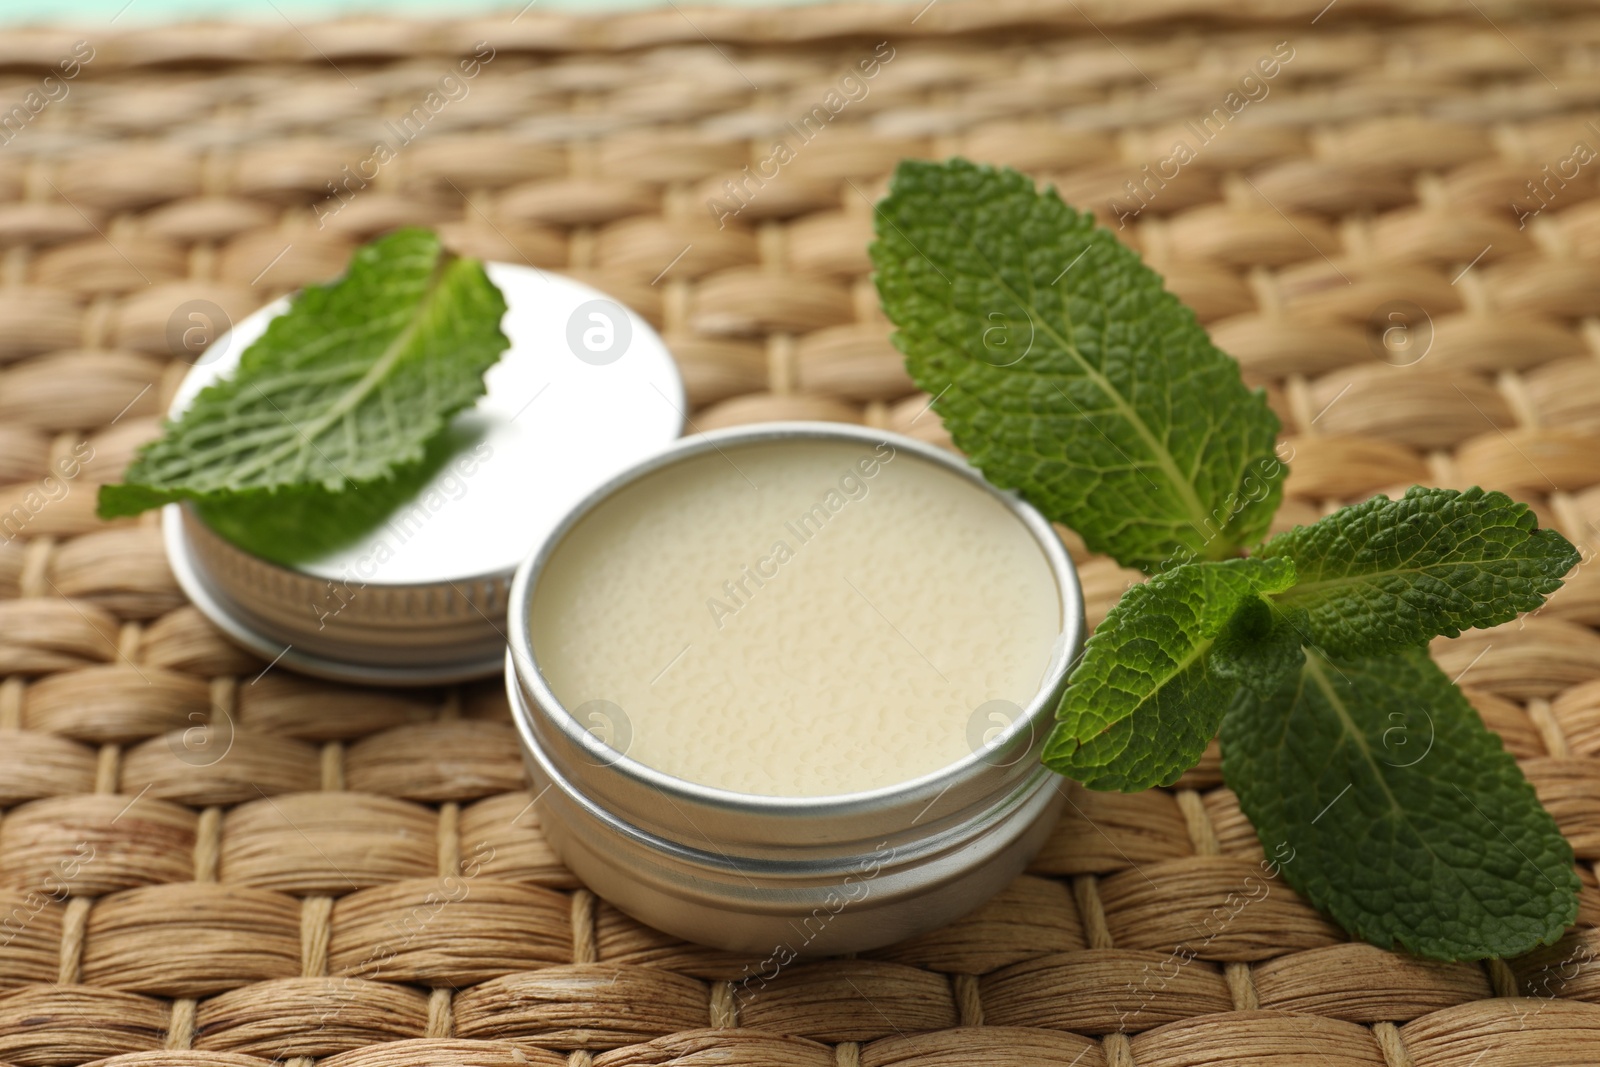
[529,438,1062,797]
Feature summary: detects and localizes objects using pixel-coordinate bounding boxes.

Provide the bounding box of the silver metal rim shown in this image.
[506,420,1086,816]
[508,655,1060,878]
[164,504,507,686]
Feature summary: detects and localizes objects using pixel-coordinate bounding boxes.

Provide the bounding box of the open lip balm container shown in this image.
[507,422,1085,955]
[163,264,684,685]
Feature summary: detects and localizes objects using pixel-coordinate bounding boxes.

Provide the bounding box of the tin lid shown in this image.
[163,264,684,685]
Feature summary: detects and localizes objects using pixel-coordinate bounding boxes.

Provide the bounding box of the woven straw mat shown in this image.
[5,2,1600,1064]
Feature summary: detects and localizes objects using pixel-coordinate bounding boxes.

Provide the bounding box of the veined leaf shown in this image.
[1221,646,1578,960]
[870,159,1284,573]
[99,228,509,519]
[1044,557,1296,791]
[1261,486,1580,657]
[191,423,483,566]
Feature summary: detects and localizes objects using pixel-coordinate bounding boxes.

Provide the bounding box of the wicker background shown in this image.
[3,1,1600,1063]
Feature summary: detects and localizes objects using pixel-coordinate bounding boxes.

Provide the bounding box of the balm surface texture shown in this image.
[529,439,1062,797]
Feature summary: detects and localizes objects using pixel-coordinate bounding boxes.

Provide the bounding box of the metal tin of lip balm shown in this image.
[505,422,1086,955]
[163,264,684,685]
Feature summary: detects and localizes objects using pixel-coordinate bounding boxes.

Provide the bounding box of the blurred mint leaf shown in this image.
[1043,557,1296,791]
[1221,646,1578,961]
[99,228,509,520]
[870,158,1283,574]
[192,422,485,566]
[1261,487,1580,657]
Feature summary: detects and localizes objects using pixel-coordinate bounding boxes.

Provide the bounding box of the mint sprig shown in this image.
[870,158,1283,574]
[872,158,1582,961]
[99,228,509,527]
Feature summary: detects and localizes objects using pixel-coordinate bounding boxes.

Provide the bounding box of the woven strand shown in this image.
[0,6,1598,1064]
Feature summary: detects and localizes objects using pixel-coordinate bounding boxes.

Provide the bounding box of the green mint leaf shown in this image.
[1261,487,1580,657]
[1044,557,1296,791]
[1221,646,1578,960]
[98,228,509,519]
[870,158,1284,573]
[191,423,483,566]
